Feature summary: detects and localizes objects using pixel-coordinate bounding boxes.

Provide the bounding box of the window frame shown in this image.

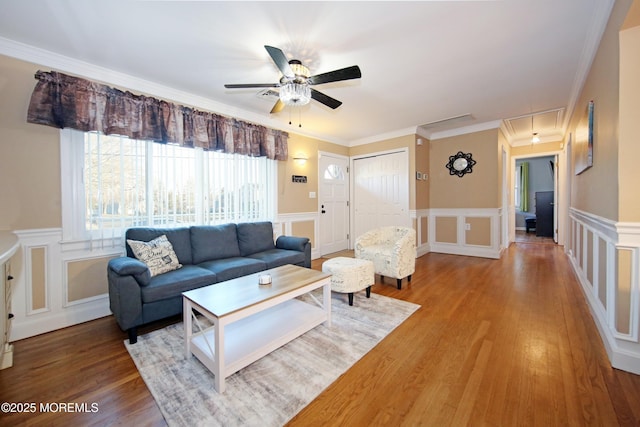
[60,129,277,244]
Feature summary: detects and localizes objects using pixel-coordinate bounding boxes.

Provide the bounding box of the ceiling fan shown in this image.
[224,45,362,114]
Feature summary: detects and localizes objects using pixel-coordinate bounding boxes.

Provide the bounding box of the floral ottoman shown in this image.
[322,257,374,306]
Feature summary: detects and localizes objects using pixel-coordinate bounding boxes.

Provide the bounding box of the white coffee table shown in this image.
[182,264,331,393]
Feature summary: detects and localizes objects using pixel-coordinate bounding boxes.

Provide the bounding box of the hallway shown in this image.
[515,229,555,244]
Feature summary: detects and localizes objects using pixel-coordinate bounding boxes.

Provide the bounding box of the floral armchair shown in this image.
[354,226,417,289]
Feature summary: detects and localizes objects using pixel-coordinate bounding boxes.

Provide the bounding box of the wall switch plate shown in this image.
[309,192,316,198]
[465,223,471,231]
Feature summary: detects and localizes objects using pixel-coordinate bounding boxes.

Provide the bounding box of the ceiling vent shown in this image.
[419,113,474,130]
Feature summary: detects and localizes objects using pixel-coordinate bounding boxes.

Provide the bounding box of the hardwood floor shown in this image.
[514,229,555,244]
[2,242,640,426]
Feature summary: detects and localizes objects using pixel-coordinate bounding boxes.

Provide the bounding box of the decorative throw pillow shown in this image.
[127,235,182,277]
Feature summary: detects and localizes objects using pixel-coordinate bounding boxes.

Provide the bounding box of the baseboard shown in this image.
[568,254,640,375]
[430,243,500,259]
[0,343,13,369]
[10,297,112,342]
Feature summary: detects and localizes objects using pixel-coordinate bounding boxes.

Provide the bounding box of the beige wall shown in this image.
[0,55,61,230]
[278,133,347,214]
[429,128,500,209]
[510,140,563,157]
[415,136,430,210]
[622,0,640,29]
[567,0,634,221]
[562,1,640,374]
[498,129,511,214]
[30,247,46,310]
[67,257,111,302]
[0,53,348,236]
[618,23,640,221]
[465,216,491,246]
[435,216,457,244]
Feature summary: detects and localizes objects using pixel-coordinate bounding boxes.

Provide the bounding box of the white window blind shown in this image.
[62,129,276,243]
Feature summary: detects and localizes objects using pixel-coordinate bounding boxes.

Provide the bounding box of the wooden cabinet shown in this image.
[0,232,19,370]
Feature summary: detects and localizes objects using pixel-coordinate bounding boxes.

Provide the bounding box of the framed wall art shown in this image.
[574,100,594,175]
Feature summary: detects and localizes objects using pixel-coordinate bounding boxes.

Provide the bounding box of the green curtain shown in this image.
[520,162,529,212]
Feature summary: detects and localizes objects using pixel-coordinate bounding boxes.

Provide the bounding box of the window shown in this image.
[61,129,276,242]
[323,163,345,181]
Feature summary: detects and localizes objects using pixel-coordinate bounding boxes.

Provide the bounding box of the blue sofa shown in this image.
[107,221,311,343]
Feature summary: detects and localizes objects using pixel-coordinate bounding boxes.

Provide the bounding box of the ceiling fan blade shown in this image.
[308,65,361,85]
[311,88,342,109]
[224,83,279,89]
[270,99,285,114]
[264,45,294,78]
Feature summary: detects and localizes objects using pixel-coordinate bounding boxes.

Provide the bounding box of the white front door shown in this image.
[319,153,350,256]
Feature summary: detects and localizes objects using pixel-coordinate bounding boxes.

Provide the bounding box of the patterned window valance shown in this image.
[26,70,288,160]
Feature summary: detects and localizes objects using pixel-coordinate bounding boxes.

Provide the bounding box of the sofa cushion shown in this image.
[126,227,193,265]
[237,221,276,256]
[247,249,306,269]
[127,235,182,277]
[140,265,217,303]
[197,257,267,282]
[276,235,309,252]
[190,224,241,264]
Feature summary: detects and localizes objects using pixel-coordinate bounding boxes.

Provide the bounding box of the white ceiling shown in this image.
[0,0,613,146]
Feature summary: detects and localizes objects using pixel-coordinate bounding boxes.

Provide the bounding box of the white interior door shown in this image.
[353,150,409,241]
[319,153,350,256]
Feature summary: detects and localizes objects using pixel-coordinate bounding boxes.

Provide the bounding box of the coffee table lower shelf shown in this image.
[188,298,327,391]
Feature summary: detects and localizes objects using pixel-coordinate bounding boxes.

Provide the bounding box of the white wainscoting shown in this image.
[275,212,320,260]
[427,208,504,259]
[10,218,321,341]
[10,228,118,341]
[9,210,503,341]
[568,208,640,374]
[411,209,431,257]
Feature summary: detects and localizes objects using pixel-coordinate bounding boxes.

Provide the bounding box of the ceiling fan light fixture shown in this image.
[225,45,361,113]
[279,82,311,106]
[289,60,310,78]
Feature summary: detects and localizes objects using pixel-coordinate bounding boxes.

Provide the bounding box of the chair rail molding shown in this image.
[429,208,502,259]
[410,209,431,257]
[10,228,116,341]
[275,212,319,260]
[568,207,640,375]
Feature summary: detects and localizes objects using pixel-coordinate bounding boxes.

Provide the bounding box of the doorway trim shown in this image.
[510,149,566,246]
[317,151,350,256]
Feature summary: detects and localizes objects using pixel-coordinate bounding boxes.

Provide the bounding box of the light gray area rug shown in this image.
[125,291,420,427]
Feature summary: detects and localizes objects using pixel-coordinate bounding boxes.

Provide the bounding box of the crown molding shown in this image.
[562,0,615,134]
[348,126,420,147]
